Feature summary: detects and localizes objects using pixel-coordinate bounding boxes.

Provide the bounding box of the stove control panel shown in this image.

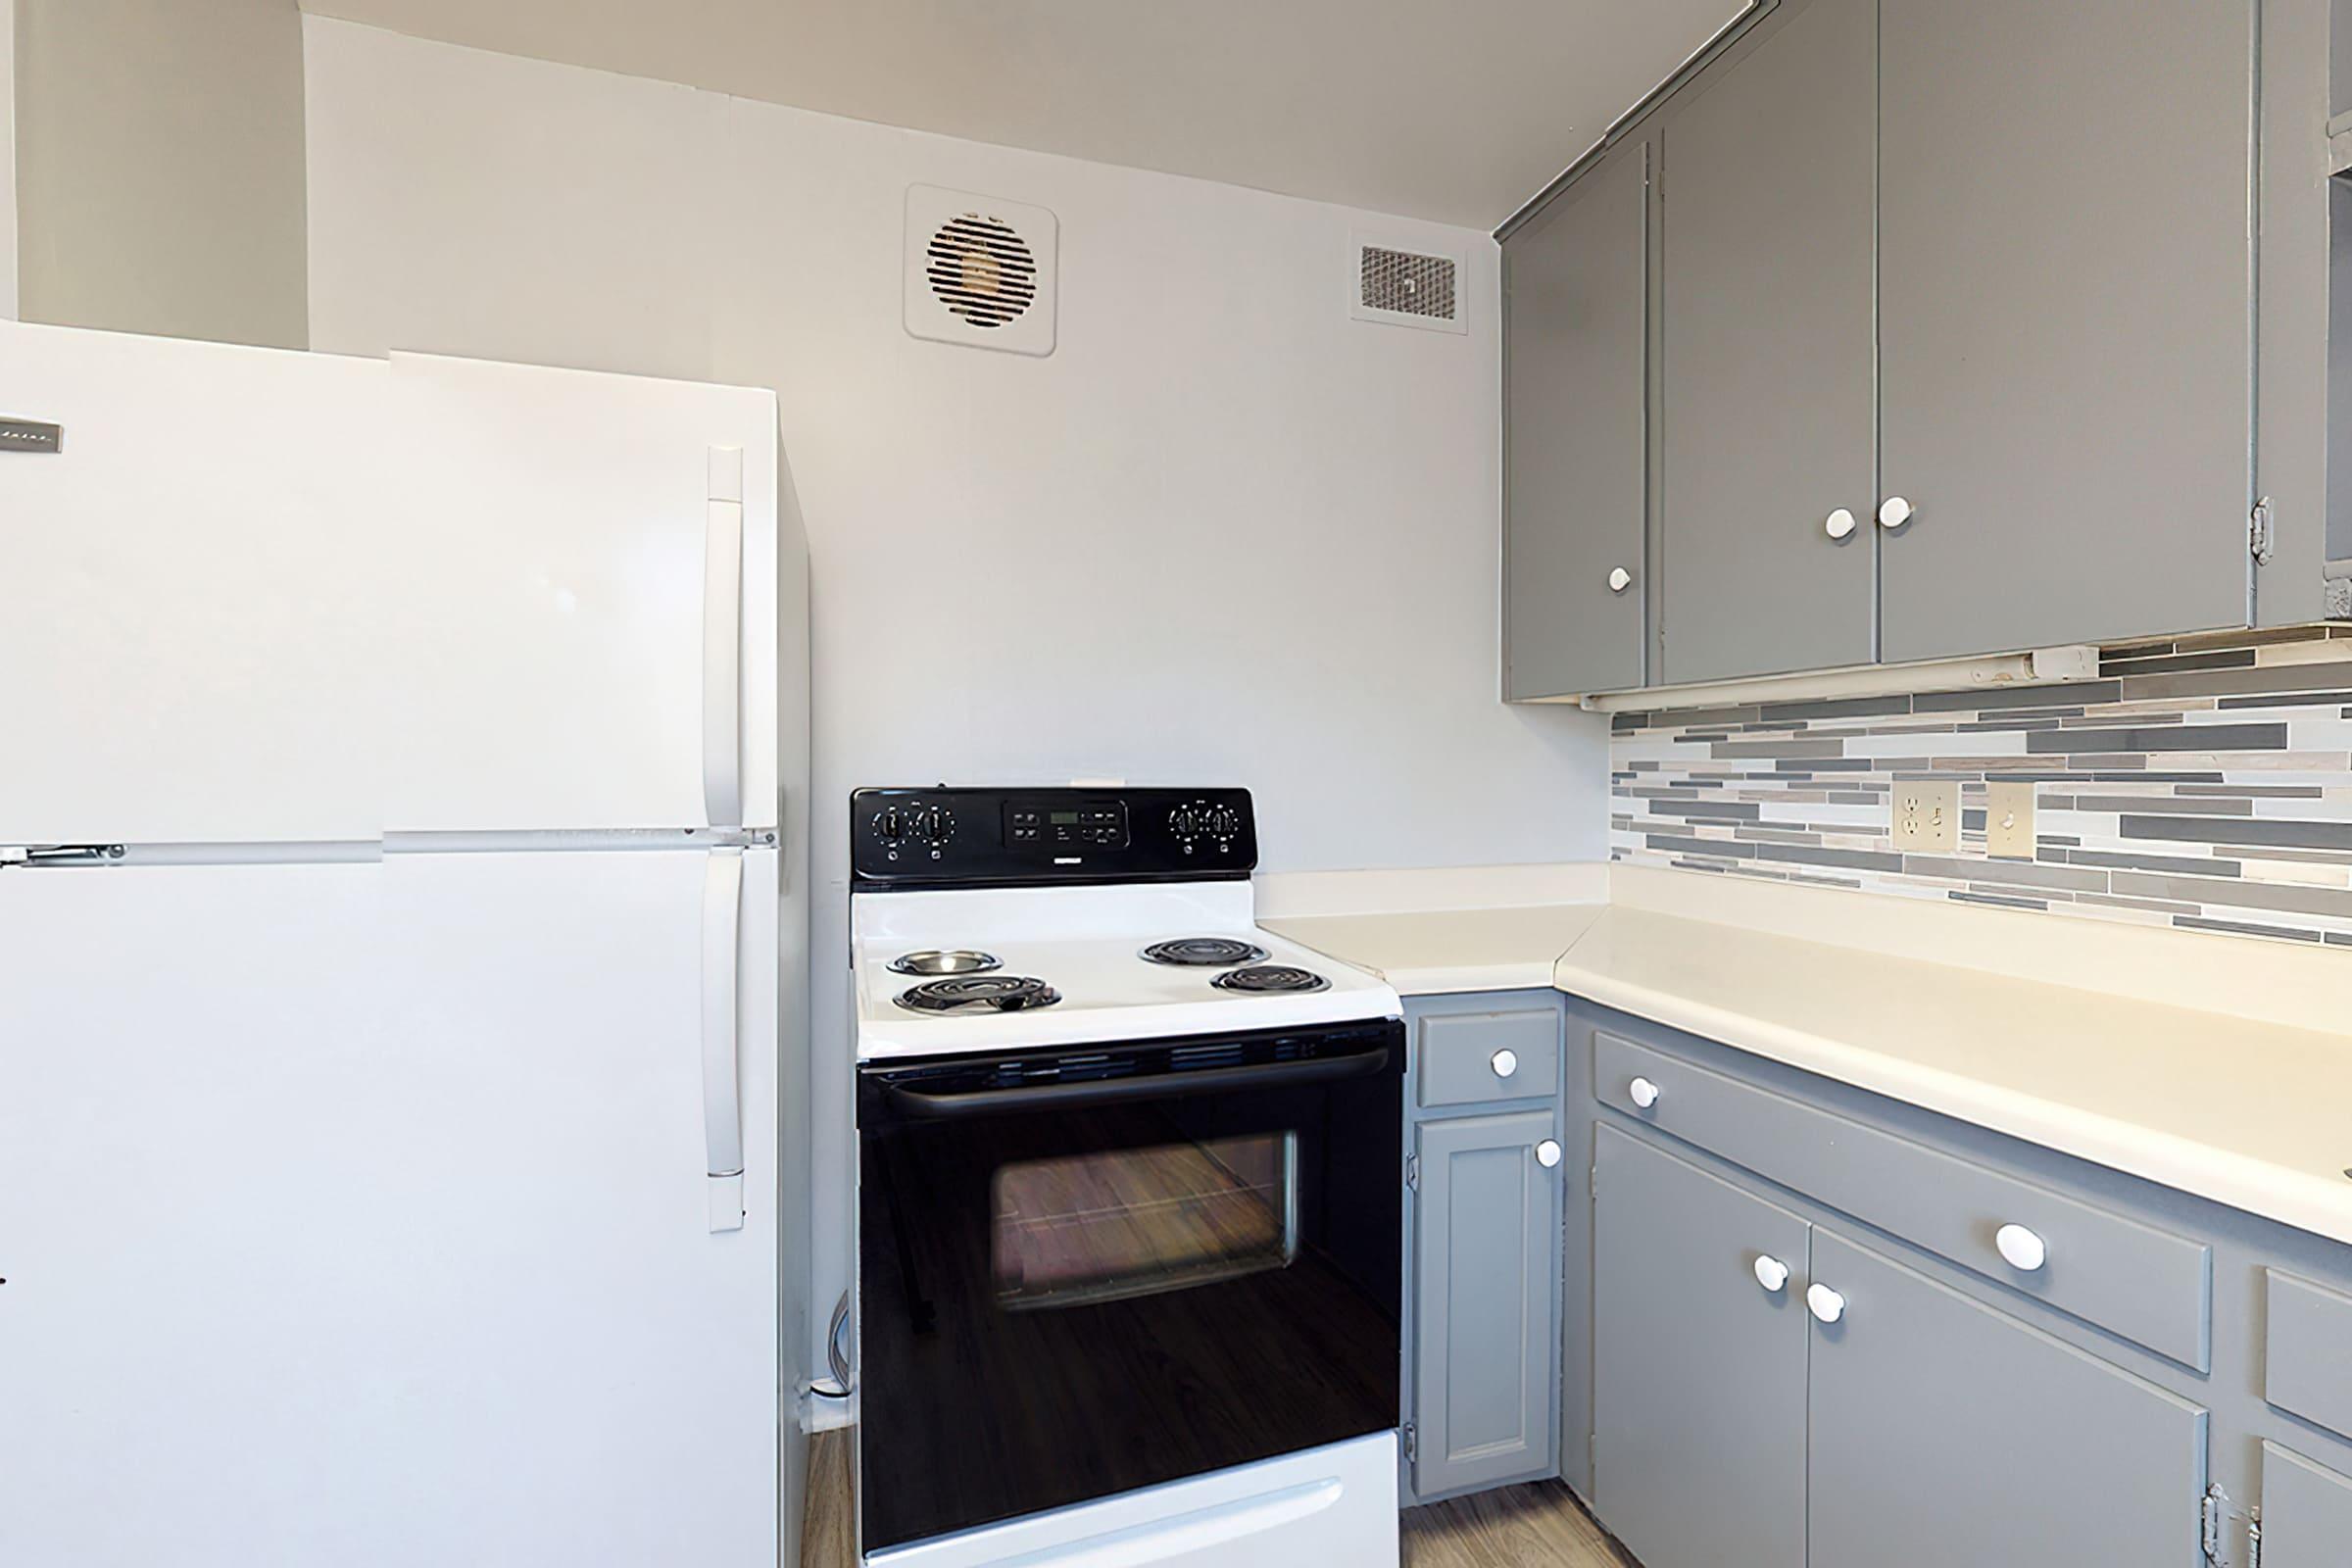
[852,786,1256,887]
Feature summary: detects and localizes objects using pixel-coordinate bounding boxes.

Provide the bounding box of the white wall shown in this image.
[14,0,307,347]
[301,16,1610,1372]
[3,0,18,319]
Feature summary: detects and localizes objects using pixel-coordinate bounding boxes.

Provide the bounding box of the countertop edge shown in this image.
[1553,958,2352,1251]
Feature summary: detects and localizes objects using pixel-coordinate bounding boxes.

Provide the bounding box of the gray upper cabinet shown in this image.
[1876,0,2255,662]
[1805,1229,2209,1568]
[1657,0,1878,684]
[1503,140,1649,700]
[1411,1108,1561,1499]
[1592,1126,1808,1568]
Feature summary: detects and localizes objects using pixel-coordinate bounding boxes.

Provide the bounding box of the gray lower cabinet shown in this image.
[1501,139,1649,701]
[1410,1107,1562,1499]
[1592,1125,1808,1568]
[1875,0,2256,662]
[1805,1229,2210,1567]
[2260,1443,2352,1564]
[1656,0,1877,685]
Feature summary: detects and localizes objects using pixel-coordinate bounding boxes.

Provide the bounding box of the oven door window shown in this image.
[993,1132,1298,1310]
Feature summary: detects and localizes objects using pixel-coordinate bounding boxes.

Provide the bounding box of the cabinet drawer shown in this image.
[1417,1006,1561,1108]
[2266,1270,2352,1441]
[1593,1031,2212,1369]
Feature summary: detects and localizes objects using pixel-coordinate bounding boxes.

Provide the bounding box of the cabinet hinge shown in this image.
[1401,1423,1418,1464]
[2250,496,2277,566]
[2202,1483,2229,1566]
[1405,1154,1420,1192]
[2247,1506,2263,1568]
[0,844,125,869]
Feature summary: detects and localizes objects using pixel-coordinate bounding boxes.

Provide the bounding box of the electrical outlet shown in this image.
[1891,780,1960,853]
[1985,781,2036,859]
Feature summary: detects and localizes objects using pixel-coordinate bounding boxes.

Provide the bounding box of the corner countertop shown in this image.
[1261,904,1605,997]
[1556,904,2352,1251]
[1259,863,2352,1250]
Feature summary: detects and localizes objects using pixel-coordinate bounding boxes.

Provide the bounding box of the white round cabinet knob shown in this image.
[1753,1254,1790,1293]
[1536,1140,1564,1169]
[1628,1076,1662,1110]
[1878,495,1915,530]
[1807,1283,1847,1325]
[1492,1049,1519,1079]
[1995,1223,2049,1272]
[1825,508,1857,541]
[1607,566,1634,594]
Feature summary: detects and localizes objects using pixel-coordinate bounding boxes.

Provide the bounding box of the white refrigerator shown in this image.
[0,321,811,1566]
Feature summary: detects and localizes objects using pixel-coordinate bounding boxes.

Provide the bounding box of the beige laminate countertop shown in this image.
[1261,904,1605,996]
[1556,906,2352,1250]
[1262,868,2352,1248]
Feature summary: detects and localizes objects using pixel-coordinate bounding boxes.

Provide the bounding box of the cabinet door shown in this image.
[2260,1443,2352,1566]
[1806,1230,2208,1568]
[1412,1109,1561,1497]
[1878,0,2254,661]
[1503,141,1648,699]
[1658,0,1877,684]
[1592,1127,1808,1568]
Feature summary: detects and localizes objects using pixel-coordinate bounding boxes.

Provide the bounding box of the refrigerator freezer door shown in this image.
[384,353,780,833]
[0,848,781,1566]
[0,321,389,845]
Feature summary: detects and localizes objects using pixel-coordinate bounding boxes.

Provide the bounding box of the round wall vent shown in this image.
[924,214,1039,330]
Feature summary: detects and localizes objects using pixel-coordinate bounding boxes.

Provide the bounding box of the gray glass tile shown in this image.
[1915,681,2121,711]
[1646,800,1763,820]
[2217,690,2352,710]
[2110,870,2352,919]
[2174,915,2326,943]
[2120,815,2352,851]
[1754,694,1913,722]
[2026,722,2288,755]
[1748,842,1905,873]
[1951,891,2048,910]
[1711,737,1846,759]
[1903,855,2107,892]
[1643,834,1757,859]
[2062,848,2244,877]
[2064,794,2253,815]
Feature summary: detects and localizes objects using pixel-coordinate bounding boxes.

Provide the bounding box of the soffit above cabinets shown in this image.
[294,0,1747,227]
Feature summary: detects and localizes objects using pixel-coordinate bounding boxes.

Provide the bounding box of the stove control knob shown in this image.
[915,805,956,846]
[873,806,909,845]
[1207,804,1241,841]
[1169,805,1201,840]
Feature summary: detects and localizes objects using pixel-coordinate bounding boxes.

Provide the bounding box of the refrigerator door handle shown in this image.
[702,446,746,830]
[701,846,747,1233]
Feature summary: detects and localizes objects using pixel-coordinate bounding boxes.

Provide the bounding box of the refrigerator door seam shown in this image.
[703,444,747,831]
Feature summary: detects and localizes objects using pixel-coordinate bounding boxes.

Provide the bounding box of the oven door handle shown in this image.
[881,1045,1392,1119]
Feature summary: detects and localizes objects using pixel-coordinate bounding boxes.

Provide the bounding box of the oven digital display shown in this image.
[1049,810,1080,825]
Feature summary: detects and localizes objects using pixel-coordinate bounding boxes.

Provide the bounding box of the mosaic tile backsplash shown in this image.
[1610,626,2352,947]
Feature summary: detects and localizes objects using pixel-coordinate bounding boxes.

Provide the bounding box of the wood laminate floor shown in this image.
[802,1428,1634,1568]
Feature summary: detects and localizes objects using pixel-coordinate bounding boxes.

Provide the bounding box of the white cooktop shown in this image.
[851,881,1401,1060]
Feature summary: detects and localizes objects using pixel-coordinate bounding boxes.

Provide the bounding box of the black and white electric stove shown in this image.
[851,786,1404,1568]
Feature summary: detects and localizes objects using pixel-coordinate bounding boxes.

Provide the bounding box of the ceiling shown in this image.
[294,0,1748,229]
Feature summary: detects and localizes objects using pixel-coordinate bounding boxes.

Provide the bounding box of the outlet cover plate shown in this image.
[1892,780,1960,854]
[1985,781,2036,859]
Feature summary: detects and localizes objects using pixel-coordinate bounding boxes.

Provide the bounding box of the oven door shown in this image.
[857,1020,1403,1553]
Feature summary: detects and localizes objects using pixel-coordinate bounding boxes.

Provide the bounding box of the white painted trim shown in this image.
[1570,645,2101,712]
[2,0,18,320]
[1251,861,1607,919]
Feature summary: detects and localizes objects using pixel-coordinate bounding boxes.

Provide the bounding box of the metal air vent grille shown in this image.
[1359,246,1456,321]
[926,214,1040,330]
